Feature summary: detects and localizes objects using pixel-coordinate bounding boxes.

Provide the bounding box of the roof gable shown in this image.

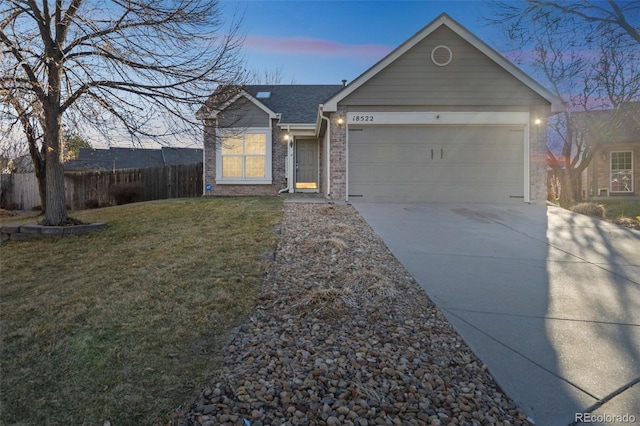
[324,13,563,112]
[198,85,343,125]
[197,90,278,122]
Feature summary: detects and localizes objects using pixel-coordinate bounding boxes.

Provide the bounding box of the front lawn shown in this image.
[562,198,640,230]
[595,199,640,221]
[0,197,282,425]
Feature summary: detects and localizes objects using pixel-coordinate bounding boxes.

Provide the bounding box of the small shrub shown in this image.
[31,205,42,211]
[109,182,144,205]
[2,202,19,211]
[84,199,101,209]
[570,202,606,219]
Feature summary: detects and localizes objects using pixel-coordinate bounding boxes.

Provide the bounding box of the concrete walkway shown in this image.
[352,202,640,426]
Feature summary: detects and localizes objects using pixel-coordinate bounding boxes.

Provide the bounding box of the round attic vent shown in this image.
[431,45,452,66]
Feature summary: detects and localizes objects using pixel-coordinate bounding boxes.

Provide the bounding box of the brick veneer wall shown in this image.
[328,107,347,201]
[202,120,287,196]
[530,106,551,202]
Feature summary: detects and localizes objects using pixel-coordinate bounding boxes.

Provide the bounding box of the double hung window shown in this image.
[217,129,272,184]
[610,151,633,193]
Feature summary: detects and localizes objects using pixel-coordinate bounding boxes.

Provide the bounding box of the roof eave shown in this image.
[278,123,316,130]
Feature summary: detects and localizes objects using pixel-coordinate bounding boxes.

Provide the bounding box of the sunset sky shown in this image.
[221,0,508,84]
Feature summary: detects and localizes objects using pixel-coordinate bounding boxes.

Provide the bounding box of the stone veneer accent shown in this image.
[202,119,288,197]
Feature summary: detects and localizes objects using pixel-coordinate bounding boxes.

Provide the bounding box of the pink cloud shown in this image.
[244,35,392,58]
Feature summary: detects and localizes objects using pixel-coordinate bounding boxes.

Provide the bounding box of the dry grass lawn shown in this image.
[0,197,282,425]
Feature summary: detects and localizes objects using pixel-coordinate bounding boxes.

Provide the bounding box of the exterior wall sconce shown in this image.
[534,118,542,125]
[337,118,345,126]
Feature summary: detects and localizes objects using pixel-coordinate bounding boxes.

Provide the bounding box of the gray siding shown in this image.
[341,26,548,107]
[217,97,270,128]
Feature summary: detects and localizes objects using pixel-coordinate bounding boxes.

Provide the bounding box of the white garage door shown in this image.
[348,125,525,202]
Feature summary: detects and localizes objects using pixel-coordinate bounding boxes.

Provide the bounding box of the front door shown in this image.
[295,139,318,191]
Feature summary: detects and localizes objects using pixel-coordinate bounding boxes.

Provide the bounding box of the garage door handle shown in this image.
[431,149,434,160]
[441,148,443,159]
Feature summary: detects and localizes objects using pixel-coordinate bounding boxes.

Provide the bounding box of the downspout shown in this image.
[279,124,291,194]
[319,106,331,196]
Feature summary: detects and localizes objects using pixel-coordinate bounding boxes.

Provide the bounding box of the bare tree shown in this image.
[247,66,297,85]
[486,0,640,202]
[1,0,244,224]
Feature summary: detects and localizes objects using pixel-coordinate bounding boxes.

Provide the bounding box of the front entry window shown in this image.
[611,151,633,193]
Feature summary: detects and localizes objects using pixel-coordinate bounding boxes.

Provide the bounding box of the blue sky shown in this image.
[222,0,508,84]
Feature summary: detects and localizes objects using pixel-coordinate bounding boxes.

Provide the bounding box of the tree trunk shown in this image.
[43,151,67,225]
[40,45,69,226]
[27,127,47,213]
[41,118,68,225]
[35,159,47,213]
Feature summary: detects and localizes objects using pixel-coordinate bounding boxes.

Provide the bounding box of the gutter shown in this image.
[279,124,292,194]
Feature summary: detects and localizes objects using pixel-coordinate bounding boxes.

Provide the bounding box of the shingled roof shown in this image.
[64,147,202,171]
[573,102,640,144]
[242,85,343,124]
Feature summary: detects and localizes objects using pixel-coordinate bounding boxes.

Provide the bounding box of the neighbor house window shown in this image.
[610,151,633,193]
[217,129,272,184]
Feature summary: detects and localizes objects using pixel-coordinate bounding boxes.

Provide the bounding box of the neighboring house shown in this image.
[197,13,562,203]
[64,147,202,171]
[6,155,35,173]
[576,103,640,198]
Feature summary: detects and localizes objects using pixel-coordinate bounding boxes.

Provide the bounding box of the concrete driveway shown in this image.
[352,202,640,426]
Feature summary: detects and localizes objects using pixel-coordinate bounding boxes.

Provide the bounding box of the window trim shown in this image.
[610,150,634,193]
[216,127,272,185]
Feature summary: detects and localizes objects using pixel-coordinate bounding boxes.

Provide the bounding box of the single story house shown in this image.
[576,103,639,197]
[197,13,563,203]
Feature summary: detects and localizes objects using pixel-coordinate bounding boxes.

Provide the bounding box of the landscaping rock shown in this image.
[180,203,532,425]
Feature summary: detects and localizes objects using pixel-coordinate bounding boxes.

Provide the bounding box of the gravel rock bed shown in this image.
[181,203,532,426]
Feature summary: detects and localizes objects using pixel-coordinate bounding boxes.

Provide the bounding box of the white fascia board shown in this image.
[279,123,317,139]
[346,111,531,125]
[199,90,278,120]
[324,13,564,113]
[277,123,316,131]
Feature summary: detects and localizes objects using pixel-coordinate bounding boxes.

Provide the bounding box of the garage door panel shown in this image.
[348,125,524,202]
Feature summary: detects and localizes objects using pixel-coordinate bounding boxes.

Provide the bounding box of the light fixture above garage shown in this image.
[431,45,453,66]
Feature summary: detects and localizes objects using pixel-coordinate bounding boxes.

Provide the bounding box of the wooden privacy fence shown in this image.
[0,173,40,210]
[68,163,203,209]
[1,163,203,210]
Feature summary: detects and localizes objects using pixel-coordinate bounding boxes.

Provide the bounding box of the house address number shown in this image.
[350,115,374,122]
